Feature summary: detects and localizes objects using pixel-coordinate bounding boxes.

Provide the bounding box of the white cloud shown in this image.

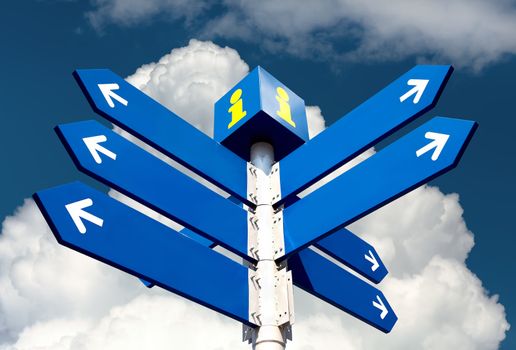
[381,257,508,350]
[208,0,516,70]
[5,295,247,350]
[0,40,509,349]
[305,106,326,139]
[86,0,516,70]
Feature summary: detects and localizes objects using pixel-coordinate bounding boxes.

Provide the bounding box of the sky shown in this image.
[0,0,515,349]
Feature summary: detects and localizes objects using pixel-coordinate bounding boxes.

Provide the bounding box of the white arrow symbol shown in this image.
[82,135,117,164]
[399,79,429,104]
[98,83,128,108]
[416,132,450,161]
[65,198,103,234]
[364,250,380,272]
[372,295,388,320]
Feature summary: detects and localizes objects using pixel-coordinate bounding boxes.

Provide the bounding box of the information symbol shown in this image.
[227,88,247,129]
[276,87,296,127]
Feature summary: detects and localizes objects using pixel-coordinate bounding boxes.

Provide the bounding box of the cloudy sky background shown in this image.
[1,1,515,349]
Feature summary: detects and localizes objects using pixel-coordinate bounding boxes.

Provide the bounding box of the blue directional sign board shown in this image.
[289,249,397,333]
[33,181,253,325]
[277,65,453,206]
[34,65,477,342]
[282,117,477,259]
[73,69,251,206]
[55,120,249,260]
[140,227,216,289]
[314,228,388,283]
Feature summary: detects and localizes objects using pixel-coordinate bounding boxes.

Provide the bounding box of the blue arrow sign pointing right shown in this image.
[55,120,250,261]
[33,181,253,326]
[314,228,388,284]
[282,117,477,260]
[277,65,453,207]
[73,69,251,207]
[143,224,388,286]
[289,249,397,333]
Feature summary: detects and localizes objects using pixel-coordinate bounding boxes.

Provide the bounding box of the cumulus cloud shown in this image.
[0,40,509,349]
[305,106,326,139]
[5,295,247,350]
[86,0,516,70]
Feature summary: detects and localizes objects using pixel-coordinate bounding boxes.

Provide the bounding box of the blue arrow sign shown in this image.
[140,227,216,288]
[73,69,251,206]
[289,249,397,333]
[55,120,250,261]
[33,181,253,326]
[282,117,477,260]
[277,65,453,207]
[314,228,388,284]
[135,225,391,328]
[139,225,386,288]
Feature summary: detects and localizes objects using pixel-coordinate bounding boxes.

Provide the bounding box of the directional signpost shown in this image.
[34,182,252,325]
[289,249,397,332]
[73,69,251,206]
[55,120,249,260]
[276,65,453,207]
[314,228,388,283]
[281,117,477,259]
[34,64,476,349]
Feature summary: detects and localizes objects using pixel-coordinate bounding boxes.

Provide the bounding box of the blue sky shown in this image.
[1,1,515,349]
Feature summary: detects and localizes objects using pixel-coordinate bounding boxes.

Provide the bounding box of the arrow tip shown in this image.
[442,118,478,169]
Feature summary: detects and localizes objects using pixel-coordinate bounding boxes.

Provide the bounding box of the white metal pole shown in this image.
[250,142,286,350]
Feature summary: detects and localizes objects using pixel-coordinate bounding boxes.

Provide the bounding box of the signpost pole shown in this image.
[250,142,287,350]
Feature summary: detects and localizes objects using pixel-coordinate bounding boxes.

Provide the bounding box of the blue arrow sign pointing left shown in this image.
[33,181,254,326]
[73,69,251,207]
[282,117,477,260]
[289,249,397,333]
[55,120,250,261]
